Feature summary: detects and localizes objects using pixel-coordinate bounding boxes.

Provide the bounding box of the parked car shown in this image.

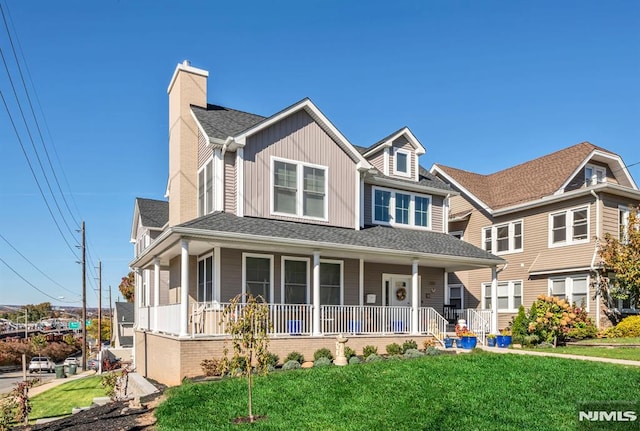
[63,357,79,367]
[88,358,99,370]
[29,356,55,373]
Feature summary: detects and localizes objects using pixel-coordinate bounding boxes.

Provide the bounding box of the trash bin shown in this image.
[68,364,77,375]
[55,364,66,379]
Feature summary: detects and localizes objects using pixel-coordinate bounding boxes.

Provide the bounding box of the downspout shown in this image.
[590,190,601,329]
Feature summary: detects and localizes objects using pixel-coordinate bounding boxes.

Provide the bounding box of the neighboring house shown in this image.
[129,61,503,386]
[112,302,134,348]
[431,142,640,330]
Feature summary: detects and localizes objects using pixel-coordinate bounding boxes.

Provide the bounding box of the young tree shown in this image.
[118,271,135,302]
[221,294,271,423]
[598,206,640,305]
[88,317,112,344]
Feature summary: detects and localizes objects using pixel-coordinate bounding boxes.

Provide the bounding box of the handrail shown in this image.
[420,307,448,346]
[465,308,491,346]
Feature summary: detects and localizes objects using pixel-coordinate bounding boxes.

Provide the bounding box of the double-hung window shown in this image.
[482,221,523,254]
[549,275,589,309]
[197,255,214,302]
[483,280,523,312]
[585,164,606,186]
[372,187,431,229]
[272,158,327,220]
[197,159,214,216]
[549,207,589,246]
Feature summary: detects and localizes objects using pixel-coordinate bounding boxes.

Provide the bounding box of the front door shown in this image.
[384,274,412,307]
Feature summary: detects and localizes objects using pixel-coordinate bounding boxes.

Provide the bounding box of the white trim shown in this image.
[393,148,412,178]
[584,164,607,186]
[359,176,365,228]
[242,253,274,303]
[214,149,224,211]
[179,240,190,337]
[548,205,590,248]
[359,258,364,306]
[236,148,244,217]
[411,259,419,335]
[167,61,208,94]
[430,164,493,213]
[354,170,361,230]
[481,220,524,255]
[197,157,214,217]
[320,258,344,305]
[447,283,464,309]
[196,252,214,303]
[548,274,590,311]
[312,252,321,335]
[529,266,592,276]
[270,156,329,222]
[371,185,432,230]
[443,194,450,234]
[213,246,221,301]
[280,256,310,305]
[443,272,449,304]
[557,150,637,193]
[383,148,390,176]
[362,127,426,157]
[414,153,419,182]
[190,109,210,147]
[483,279,523,313]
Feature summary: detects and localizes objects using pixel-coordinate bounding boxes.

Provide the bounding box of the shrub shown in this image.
[386,343,402,356]
[423,338,435,350]
[365,353,383,363]
[401,340,418,354]
[262,352,279,367]
[425,346,441,356]
[314,357,332,367]
[566,306,598,340]
[523,335,540,347]
[527,295,575,344]
[285,351,304,364]
[362,345,377,359]
[282,360,301,371]
[348,356,361,365]
[403,348,424,359]
[510,305,529,345]
[606,315,640,338]
[201,358,228,377]
[343,346,356,360]
[313,347,334,361]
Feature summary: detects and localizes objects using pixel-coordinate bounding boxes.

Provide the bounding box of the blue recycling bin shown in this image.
[287,320,301,335]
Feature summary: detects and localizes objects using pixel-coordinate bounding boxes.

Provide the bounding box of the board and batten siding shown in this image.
[224,151,236,214]
[243,110,356,228]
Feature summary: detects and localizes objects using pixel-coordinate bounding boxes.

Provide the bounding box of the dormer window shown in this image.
[394,149,411,177]
[585,164,606,186]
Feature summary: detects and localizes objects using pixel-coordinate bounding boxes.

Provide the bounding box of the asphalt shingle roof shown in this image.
[191,104,265,141]
[179,212,502,262]
[136,198,168,228]
[435,142,615,209]
[115,302,134,324]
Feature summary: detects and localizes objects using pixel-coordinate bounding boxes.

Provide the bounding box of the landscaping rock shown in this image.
[301,361,314,369]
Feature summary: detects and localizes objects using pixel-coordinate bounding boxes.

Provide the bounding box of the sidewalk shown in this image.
[477,345,640,367]
[29,369,97,397]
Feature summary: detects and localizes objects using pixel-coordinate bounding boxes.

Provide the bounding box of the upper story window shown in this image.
[272,157,327,220]
[482,220,523,254]
[619,205,631,243]
[393,149,411,177]
[135,234,150,256]
[549,206,589,247]
[585,164,606,186]
[198,158,214,217]
[372,186,431,229]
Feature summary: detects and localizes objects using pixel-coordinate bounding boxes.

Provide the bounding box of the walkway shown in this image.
[478,345,640,367]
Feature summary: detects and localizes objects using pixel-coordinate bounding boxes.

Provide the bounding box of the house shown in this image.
[129,61,503,386]
[431,142,640,330]
[112,301,134,348]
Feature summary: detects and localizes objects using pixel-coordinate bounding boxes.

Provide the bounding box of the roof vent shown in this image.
[182,60,191,66]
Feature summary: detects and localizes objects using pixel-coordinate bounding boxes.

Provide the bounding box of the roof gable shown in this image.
[191,105,265,142]
[131,198,169,241]
[363,127,426,158]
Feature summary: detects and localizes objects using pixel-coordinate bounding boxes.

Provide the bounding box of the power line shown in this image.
[0,256,80,303]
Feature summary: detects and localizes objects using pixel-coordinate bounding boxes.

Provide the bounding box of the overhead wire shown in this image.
[0,257,80,303]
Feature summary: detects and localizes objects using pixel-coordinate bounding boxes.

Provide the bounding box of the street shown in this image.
[0,370,55,394]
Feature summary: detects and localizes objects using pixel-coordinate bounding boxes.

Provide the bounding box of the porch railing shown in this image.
[419,307,448,346]
[137,306,150,331]
[465,308,492,346]
[321,305,412,335]
[155,304,182,335]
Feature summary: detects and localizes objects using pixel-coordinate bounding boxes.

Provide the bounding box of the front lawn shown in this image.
[155,352,640,430]
[29,375,107,420]
[533,345,640,361]
[572,337,640,345]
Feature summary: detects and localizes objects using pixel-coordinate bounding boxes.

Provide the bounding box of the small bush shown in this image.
[365,353,383,363]
[362,345,378,359]
[200,358,228,377]
[285,351,305,364]
[425,347,441,356]
[510,305,529,345]
[314,357,332,367]
[523,335,540,347]
[344,346,356,360]
[606,315,640,338]
[282,360,301,371]
[314,347,334,361]
[403,348,424,359]
[401,340,418,353]
[386,343,402,356]
[263,352,279,367]
[348,356,361,365]
[423,338,435,350]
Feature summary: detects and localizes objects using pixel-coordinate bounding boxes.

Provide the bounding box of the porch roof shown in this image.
[131,212,504,270]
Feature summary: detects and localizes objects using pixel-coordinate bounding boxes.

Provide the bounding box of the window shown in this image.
[244,254,273,302]
[197,255,214,302]
[549,275,589,309]
[483,280,523,312]
[482,221,523,254]
[197,159,214,217]
[320,261,342,305]
[585,164,606,186]
[282,258,308,304]
[272,158,327,220]
[372,187,431,229]
[619,206,630,243]
[448,285,463,308]
[394,149,410,176]
[549,207,589,246]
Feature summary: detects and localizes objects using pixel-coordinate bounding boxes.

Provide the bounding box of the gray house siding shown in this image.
[368,149,385,173]
[242,110,357,229]
[363,263,444,307]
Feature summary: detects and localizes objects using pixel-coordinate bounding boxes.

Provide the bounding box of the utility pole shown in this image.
[97,261,102,351]
[81,221,87,372]
[108,285,112,346]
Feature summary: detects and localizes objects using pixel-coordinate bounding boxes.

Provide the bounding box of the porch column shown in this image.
[411,259,420,335]
[491,266,498,334]
[180,240,190,337]
[358,259,364,306]
[312,251,321,336]
[214,246,221,301]
[153,257,160,331]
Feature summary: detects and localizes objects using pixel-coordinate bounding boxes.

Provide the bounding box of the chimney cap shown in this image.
[167,61,209,94]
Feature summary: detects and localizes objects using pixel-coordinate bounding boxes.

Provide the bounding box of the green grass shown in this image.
[572,337,640,345]
[155,352,640,431]
[29,375,107,420]
[533,345,640,361]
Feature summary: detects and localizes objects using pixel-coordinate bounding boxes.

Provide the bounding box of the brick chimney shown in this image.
[166,60,208,226]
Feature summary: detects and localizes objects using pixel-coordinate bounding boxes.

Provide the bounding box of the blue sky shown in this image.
[0,1,638,308]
